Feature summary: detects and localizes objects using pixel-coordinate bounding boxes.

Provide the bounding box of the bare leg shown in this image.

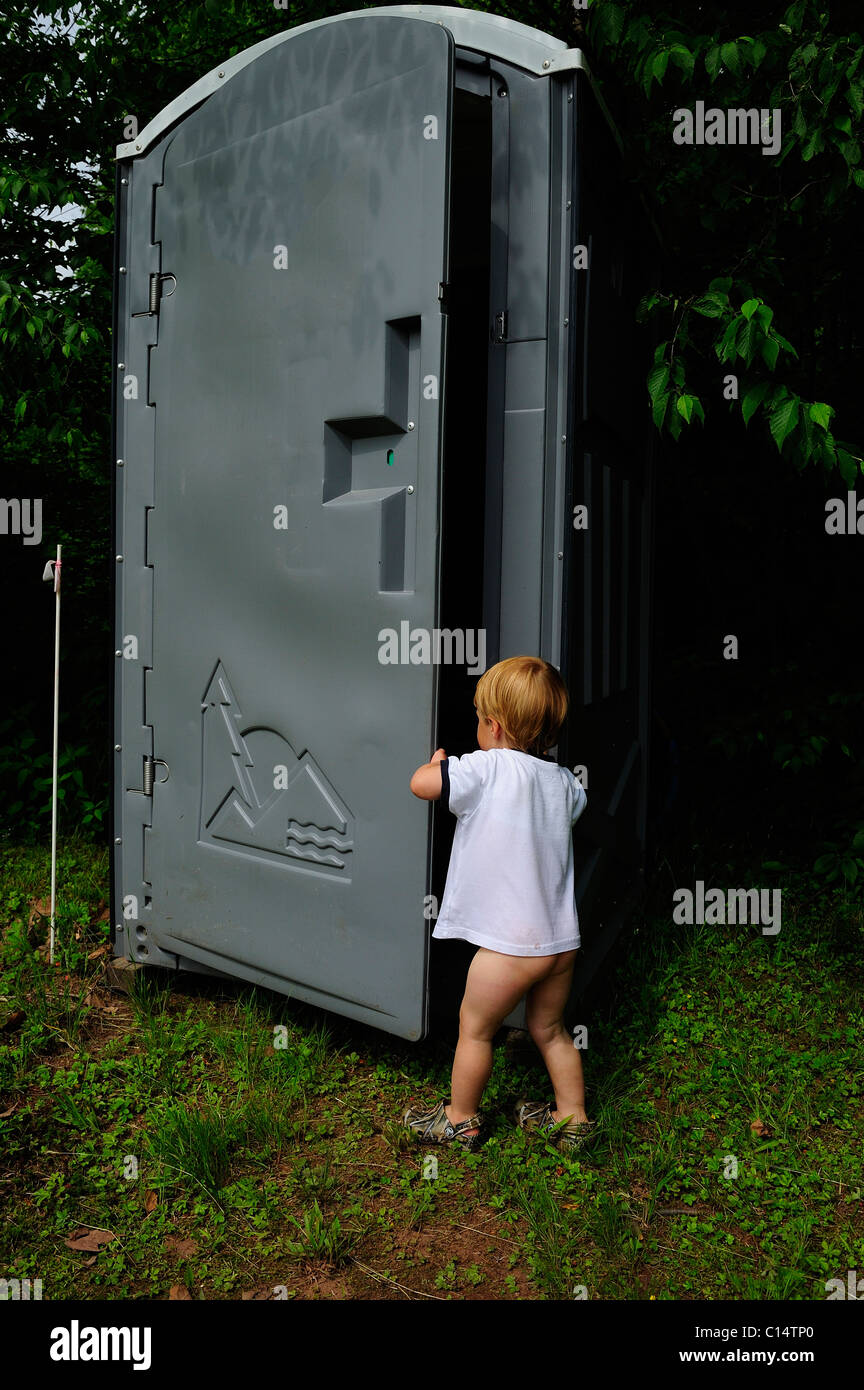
[447,948,571,1132]
[524,951,588,1124]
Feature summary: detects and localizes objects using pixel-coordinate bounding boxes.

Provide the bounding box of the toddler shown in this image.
[402,655,596,1153]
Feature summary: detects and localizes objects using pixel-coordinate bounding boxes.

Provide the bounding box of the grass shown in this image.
[0,833,862,1300]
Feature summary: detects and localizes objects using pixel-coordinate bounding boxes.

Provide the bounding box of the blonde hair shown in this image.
[474,656,568,755]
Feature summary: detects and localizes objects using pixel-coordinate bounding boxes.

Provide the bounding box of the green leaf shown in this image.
[847,82,864,119]
[668,45,695,76]
[813,854,836,873]
[799,408,818,463]
[739,317,762,367]
[785,0,806,33]
[809,402,833,430]
[652,391,670,429]
[769,395,800,451]
[761,337,780,370]
[752,39,767,68]
[833,112,853,135]
[676,394,695,423]
[636,291,661,321]
[771,331,798,359]
[647,363,670,400]
[651,50,670,83]
[692,291,728,317]
[592,2,625,46]
[740,298,761,320]
[720,42,739,75]
[837,449,860,488]
[717,317,744,362]
[742,381,769,424]
[801,128,824,162]
[705,44,722,80]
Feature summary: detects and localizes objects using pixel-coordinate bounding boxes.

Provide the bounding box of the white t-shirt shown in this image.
[431,747,587,956]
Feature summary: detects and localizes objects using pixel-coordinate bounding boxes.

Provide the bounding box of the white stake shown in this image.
[42,545,62,964]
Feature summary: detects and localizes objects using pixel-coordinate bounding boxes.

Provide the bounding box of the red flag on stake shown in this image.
[42,544,62,963]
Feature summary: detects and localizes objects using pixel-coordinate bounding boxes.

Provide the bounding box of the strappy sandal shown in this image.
[514,1098,598,1153]
[403,1099,484,1151]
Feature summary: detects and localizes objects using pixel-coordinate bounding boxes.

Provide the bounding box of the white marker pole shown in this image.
[42,545,62,964]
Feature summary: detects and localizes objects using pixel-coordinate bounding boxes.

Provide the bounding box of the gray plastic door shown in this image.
[142,16,453,1039]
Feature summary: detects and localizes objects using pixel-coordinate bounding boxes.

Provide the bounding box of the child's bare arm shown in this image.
[409,748,446,800]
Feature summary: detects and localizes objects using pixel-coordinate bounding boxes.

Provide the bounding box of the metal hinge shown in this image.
[492,309,508,343]
[437,281,450,312]
[132,272,176,318]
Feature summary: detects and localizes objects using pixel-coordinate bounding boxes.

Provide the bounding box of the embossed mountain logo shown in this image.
[199,661,354,875]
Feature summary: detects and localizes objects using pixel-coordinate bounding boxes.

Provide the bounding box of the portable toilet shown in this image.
[111,4,658,1040]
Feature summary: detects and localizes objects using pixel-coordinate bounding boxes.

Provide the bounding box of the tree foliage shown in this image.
[577,0,864,480]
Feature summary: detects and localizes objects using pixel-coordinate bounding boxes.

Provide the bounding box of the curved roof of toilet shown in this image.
[116,4,589,159]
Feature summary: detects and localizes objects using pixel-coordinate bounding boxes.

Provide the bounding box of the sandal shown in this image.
[514,1098,598,1153]
[403,1099,483,1151]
